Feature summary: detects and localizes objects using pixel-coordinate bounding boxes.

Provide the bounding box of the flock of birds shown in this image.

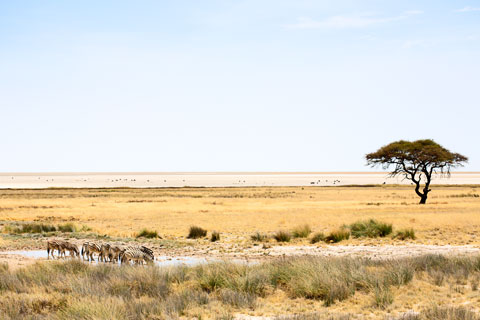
[46,239,154,265]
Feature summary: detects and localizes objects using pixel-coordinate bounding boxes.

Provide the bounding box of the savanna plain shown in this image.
[0,185,480,319]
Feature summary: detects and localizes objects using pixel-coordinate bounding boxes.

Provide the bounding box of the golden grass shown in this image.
[0,185,479,245]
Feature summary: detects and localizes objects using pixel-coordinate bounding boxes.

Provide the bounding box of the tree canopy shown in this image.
[366,139,468,204]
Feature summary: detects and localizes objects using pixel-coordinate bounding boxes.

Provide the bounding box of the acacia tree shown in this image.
[366,139,468,204]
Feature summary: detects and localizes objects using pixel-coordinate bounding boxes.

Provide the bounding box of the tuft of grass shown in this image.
[373,284,393,309]
[251,232,268,242]
[57,223,77,233]
[273,230,292,242]
[421,305,480,320]
[136,228,160,239]
[3,223,57,234]
[188,226,207,239]
[348,219,392,238]
[310,232,325,244]
[324,229,350,243]
[393,228,416,240]
[211,231,220,242]
[292,224,312,238]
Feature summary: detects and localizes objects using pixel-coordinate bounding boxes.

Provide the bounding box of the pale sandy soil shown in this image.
[1,172,480,188]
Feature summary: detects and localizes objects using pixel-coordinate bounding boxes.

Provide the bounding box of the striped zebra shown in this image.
[60,241,80,259]
[81,241,102,262]
[47,239,65,259]
[120,247,154,265]
[99,243,112,262]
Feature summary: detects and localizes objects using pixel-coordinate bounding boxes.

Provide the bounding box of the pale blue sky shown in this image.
[1,1,479,172]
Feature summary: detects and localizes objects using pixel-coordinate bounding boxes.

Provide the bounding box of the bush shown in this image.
[4,223,57,234]
[57,223,77,233]
[188,226,207,239]
[348,219,392,238]
[324,229,350,243]
[136,228,160,239]
[393,228,416,240]
[292,224,312,238]
[310,232,325,244]
[273,231,291,242]
[211,231,220,242]
[251,232,268,242]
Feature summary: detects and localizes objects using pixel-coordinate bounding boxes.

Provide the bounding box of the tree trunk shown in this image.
[419,195,427,204]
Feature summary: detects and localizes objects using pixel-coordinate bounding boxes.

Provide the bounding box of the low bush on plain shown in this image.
[211,231,220,242]
[251,232,268,242]
[348,219,392,238]
[393,228,416,240]
[292,224,312,238]
[136,228,160,239]
[188,226,207,239]
[273,230,291,242]
[324,229,350,243]
[310,232,325,244]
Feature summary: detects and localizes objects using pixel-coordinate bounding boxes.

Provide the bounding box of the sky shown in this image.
[1,1,479,172]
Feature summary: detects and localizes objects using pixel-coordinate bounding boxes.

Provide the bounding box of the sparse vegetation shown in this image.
[292,224,312,238]
[310,232,325,244]
[136,228,161,239]
[348,219,393,238]
[251,232,268,242]
[0,253,479,317]
[324,228,350,243]
[2,222,83,234]
[211,231,220,242]
[394,228,416,240]
[188,226,207,239]
[273,230,292,242]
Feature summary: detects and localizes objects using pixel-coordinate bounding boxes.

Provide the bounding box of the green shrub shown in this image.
[393,228,416,240]
[3,223,57,234]
[251,232,268,242]
[348,219,392,238]
[310,232,325,244]
[324,229,350,243]
[292,224,312,238]
[211,231,220,242]
[136,228,160,239]
[57,223,77,233]
[273,231,291,242]
[188,226,207,239]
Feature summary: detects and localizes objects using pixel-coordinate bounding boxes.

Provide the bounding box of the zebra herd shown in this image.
[46,239,155,265]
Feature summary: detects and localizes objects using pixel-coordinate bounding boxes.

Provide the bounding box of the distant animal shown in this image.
[81,241,102,262]
[60,241,80,259]
[47,239,65,259]
[120,247,154,265]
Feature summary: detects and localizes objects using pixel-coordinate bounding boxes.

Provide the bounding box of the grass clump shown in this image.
[393,228,416,240]
[57,223,77,233]
[251,232,268,242]
[324,229,350,243]
[273,230,291,242]
[4,223,57,234]
[348,219,392,238]
[310,232,325,244]
[188,226,207,239]
[136,228,160,239]
[292,224,312,238]
[211,231,220,242]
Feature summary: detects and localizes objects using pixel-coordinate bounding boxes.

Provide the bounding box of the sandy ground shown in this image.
[1,172,480,188]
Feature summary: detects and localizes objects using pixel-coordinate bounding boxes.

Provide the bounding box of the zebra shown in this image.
[47,239,65,259]
[81,241,102,262]
[108,244,124,263]
[99,243,112,262]
[120,247,154,265]
[60,241,80,259]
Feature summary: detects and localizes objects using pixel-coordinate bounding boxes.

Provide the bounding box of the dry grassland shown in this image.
[0,185,479,245]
